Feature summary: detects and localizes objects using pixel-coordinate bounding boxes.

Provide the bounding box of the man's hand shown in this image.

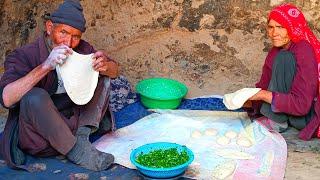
[92,51,109,72]
[92,51,119,78]
[42,45,72,70]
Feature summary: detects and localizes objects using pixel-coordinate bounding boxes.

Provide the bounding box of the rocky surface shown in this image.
[1,0,320,97]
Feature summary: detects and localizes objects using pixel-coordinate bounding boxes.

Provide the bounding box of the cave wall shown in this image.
[1,0,320,97]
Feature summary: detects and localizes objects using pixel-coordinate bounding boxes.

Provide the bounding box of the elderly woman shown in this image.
[247,3,320,140]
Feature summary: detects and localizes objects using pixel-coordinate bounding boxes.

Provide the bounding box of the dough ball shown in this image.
[237,137,252,147]
[204,128,218,136]
[225,131,237,139]
[217,136,230,146]
[212,160,236,179]
[191,130,202,138]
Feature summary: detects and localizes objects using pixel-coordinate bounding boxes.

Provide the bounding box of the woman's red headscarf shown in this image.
[269,3,320,138]
[269,3,320,63]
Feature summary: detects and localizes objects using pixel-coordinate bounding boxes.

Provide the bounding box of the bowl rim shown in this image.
[136,77,188,100]
[130,142,194,171]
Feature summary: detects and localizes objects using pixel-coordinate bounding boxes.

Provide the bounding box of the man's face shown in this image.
[46,20,82,49]
[267,19,291,48]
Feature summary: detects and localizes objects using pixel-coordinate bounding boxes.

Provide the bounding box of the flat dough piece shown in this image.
[259,151,274,176]
[56,51,99,105]
[223,88,261,110]
[215,149,254,160]
[212,160,236,179]
[216,136,230,146]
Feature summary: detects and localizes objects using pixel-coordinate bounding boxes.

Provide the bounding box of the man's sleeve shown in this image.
[0,50,31,108]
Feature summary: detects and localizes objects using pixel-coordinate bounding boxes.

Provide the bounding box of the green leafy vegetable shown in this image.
[136,147,189,168]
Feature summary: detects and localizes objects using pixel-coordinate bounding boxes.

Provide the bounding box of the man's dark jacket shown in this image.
[0,35,113,169]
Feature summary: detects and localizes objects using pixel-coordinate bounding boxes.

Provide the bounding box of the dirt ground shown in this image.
[286,151,320,180]
[282,128,320,180]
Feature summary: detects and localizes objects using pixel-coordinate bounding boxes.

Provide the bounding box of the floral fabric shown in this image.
[109,75,137,112]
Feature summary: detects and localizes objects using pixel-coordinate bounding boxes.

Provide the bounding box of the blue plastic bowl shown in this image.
[130,142,194,179]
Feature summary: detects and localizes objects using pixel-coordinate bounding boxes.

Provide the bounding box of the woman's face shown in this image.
[267,19,291,48]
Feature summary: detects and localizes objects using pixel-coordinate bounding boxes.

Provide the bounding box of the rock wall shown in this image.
[1,0,320,97]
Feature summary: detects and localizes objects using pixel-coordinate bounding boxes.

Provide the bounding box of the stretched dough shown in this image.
[223,88,261,110]
[56,51,99,105]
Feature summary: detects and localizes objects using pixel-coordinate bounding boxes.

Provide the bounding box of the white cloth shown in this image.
[56,51,99,105]
[223,88,261,110]
[94,110,287,180]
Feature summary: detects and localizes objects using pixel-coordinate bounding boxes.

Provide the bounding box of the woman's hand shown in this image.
[242,100,252,108]
[249,90,272,104]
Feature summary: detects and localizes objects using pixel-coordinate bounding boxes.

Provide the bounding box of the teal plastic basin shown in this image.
[136,78,188,109]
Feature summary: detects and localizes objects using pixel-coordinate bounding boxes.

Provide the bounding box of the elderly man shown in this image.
[0,0,118,171]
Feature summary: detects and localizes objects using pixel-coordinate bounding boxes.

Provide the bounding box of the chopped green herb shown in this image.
[136,147,189,168]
